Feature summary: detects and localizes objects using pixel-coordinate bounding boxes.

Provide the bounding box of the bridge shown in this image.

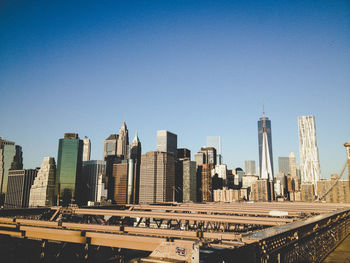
[0,202,349,262]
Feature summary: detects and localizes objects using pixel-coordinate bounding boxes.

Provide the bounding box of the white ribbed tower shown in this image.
[261,120,273,181]
[298,116,321,194]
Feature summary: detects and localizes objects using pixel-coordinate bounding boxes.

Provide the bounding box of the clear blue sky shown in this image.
[1,0,349,178]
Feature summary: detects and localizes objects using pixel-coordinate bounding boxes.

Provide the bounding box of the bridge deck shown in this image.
[323,233,350,263]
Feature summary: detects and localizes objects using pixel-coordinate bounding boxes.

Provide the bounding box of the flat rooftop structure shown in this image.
[0,202,349,262]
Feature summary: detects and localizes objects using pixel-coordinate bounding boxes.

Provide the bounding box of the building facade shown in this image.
[117,122,129,158]
[298,116,321,194]
[83,137,91,162]
[258,116,274,181]
[56,133,84,206]
[5,169,37,208]
[182,160,196,202]
[278,157,290,175]
[29,157,56,207]
[129,132,142,204]
[245,160,256,175]
[81,160,106,204]
[139,151,175,203]
[0,137,23,204]
[103,134,118,160]
[206,136,222,164]
[156,130,177,158]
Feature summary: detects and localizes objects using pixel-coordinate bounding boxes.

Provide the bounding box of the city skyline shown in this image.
[1,0,349,178]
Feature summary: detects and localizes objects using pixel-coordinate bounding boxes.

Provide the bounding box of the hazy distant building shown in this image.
[245,160,256,175]
[5,169,37,208]
[289,152,300,191]
[206,136,222,164]
[29,157,56,207]
[258,115,274,181]
[117,122,129,159]
[0,137,23,204]
[194,152,205,166]
[139,151,175,203]
[83,137,91,162]
[103,134,118,160]
[298,116,321,194]
[278,157,289,175]
[156,130,177,158]
[81,160,106,204]
[129,132,142,204]
[56,133,84,206]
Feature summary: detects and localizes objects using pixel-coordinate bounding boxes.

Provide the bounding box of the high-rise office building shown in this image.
[175,148,191,202]
[289,152,300,191]
[206,136,222,164]
[0,137,23,204]
[182,160,197,202]
[129,132,142,204]
[139,151,175,203]
[258,115,274,181]
[198,147,217,166]
[177,148,191,160]
[245,160,256,175]
[117,122,129,159]
[278,157,290,175]
[56,133,84,206]
[103,134,118,160]
[298,116,321,193]
[29,157,56,207]
[113,162,132,204]
[5,169,37,208]
[194,152,205,166]
[199,164,213,202]
[83,137,91,162]
[156,130,177,158]
[81,160,106,204]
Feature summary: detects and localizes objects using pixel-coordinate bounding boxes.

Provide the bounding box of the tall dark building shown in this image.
[81,160,106,204]
[129,132,141,204]
[0,137,23,204]
[175,148,191,202]
[5,169,37,208]
[177,148,191,160]
[199,147,217,166]
[56,133,84,206]
[258,115,274,180]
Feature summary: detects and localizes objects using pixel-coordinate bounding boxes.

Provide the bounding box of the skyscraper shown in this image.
[5,169,37,208]
[258,115,274,181]
[289,152,300,191]
[56,133,84,206]
[156,130,177,158]
[81,160,106,204]
[182,160,197,202]
[278,157,290,175]
[139,151,175,203]
[29,157,56,207]
[83,137,91,162]
[129,132,142,204]
[245,160,256,175]
[206,136,222,164]
[117,122,129,159]
[298,116,321,193]
[0,137,23,204]
[198,147,217,166]
[103,134,118,160]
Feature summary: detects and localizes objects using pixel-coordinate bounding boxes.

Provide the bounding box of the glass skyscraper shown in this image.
[258,116,274,180]
[56,133,83,206]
